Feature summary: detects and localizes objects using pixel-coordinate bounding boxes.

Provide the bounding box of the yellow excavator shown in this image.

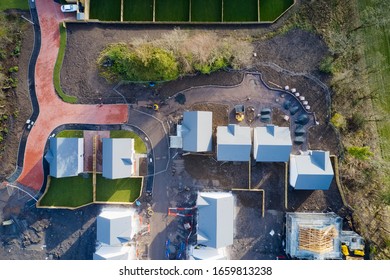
[146,103,159,111]
[235,105,245,122]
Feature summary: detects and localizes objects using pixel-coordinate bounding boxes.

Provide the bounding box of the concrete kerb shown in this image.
[168,74,246,103]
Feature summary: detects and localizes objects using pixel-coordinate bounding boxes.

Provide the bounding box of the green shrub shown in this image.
[347,146,373,161]
[347,113,365,132]
[331,112,346,129]
[8,66,18,73]
[12,45,20,57]
[97,31,253,82]
[319,56,334,74]
[98,43,179,81]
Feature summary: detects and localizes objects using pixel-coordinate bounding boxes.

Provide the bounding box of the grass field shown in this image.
[88,0,293,23]
[110,130,147,154]
[39,174,142,208]
[90,0,121,21]
[260,0,294,21]
[155,0,189,22]
[39,175,93,208]
[358,0,390,161]
[223,0,258,22]
[56,130,83,138]
[191,0,221,22]
[0,0,29,11]
[54,25,77,103]
[123,0,153,21]
[96,176,142,203]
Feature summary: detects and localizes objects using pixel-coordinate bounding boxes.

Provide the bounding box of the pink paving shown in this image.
[83,131,109,172]
[16,0,128,191]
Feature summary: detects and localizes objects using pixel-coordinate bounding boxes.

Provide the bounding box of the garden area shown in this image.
[260,0,294,21]
[155,0,189,22]
[56,130,83,138]
[0,0,29,11]
[96,176,143,203]
[89,0,294,22]
[223,0,258,22]
[123,0,153,22]
[191,0,221,22]
[89,0,121,21]
[38,174,143,208]
[38,175,93,208]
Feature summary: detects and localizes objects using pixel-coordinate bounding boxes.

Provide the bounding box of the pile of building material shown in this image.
[298,225,338,254]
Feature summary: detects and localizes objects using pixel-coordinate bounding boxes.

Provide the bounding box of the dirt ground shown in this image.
[0,190,99,260]
[83,131,109,172]
[0,20,33,180]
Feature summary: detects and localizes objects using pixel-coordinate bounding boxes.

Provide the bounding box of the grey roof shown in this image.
[253,125,292,162]
[197,192,234,249]
[190,246,227,260]
[285,212,342,260]
[290,150,334,190]
[93,246,134,260]
[181,111,212,152]
[45,138,84,178]
[102,138,134,179]
[217,124,251,161]
[96,210,133,246]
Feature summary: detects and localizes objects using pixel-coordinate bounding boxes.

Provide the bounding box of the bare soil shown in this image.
[0,19,33,179]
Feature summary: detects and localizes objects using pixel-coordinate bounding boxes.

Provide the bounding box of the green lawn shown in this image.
[191,0,221,22]
[56,130,83,138]
[96,175,142,203]
[110,130,147,154]
[260,0,294,21]
[155,0,189,22]
[39,175,93,208]
[123,0,153,21]
[0,0,29,11]
[54,24,77,103]
[358,0,390,161]
[90,0,121,21]
[223,0,258,22]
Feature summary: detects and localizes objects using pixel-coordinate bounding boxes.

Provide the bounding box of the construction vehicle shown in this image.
[353,249,365,257]
[146,103,159,111]
[235,105,245,122]
[341,244,350,256]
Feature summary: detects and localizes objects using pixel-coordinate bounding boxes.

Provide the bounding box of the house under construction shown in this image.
[286,212,343,260]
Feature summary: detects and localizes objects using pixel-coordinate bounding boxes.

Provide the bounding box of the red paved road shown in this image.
[16,0,128,191]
